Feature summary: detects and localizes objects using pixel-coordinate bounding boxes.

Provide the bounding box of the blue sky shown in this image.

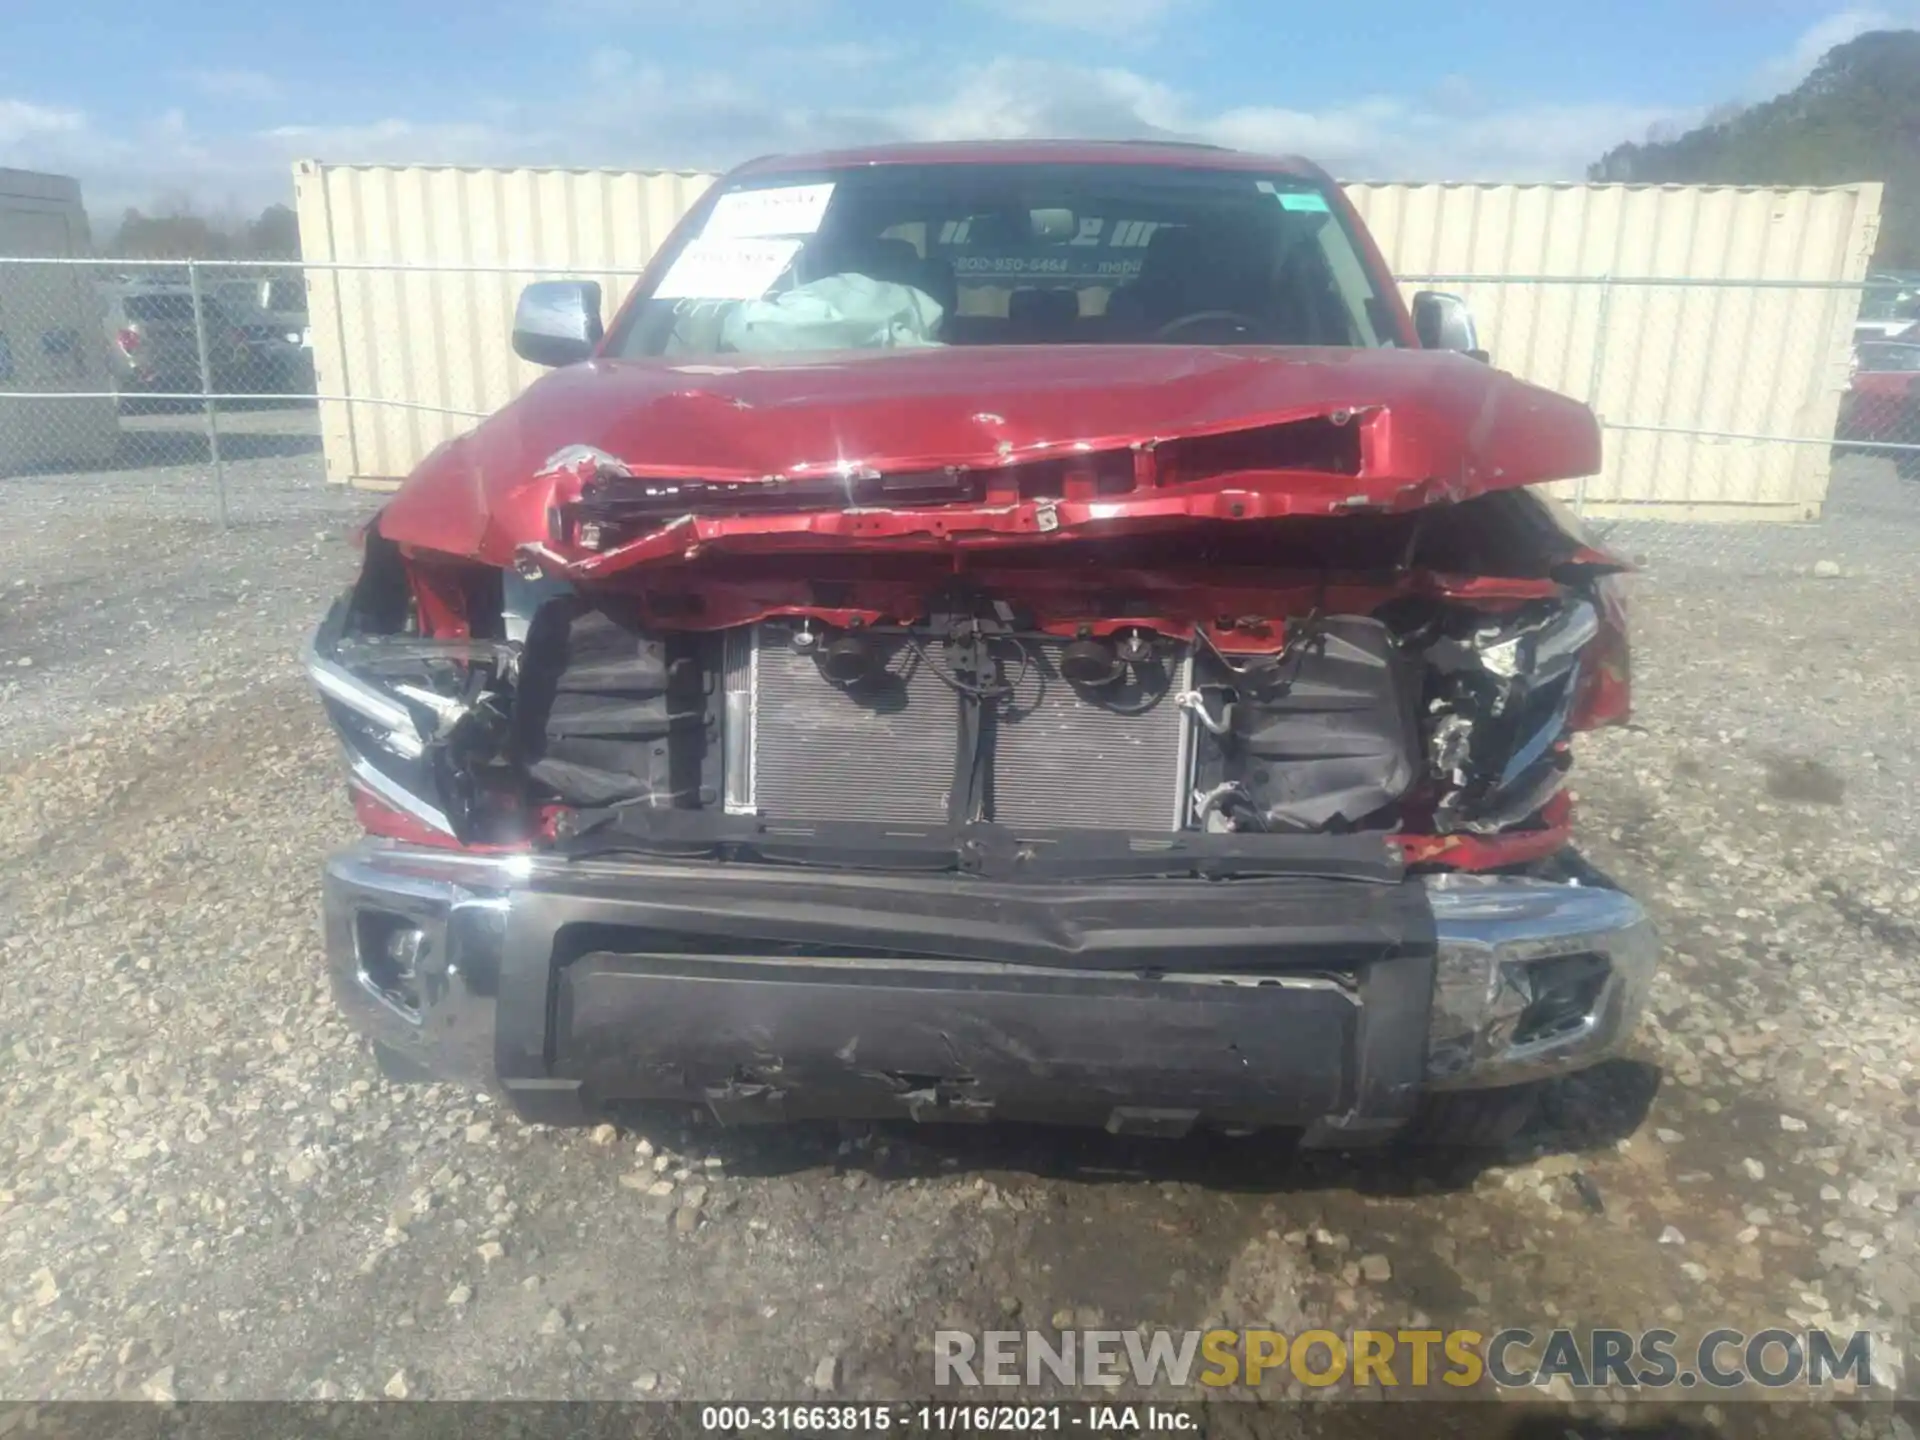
[1,0,1912,222]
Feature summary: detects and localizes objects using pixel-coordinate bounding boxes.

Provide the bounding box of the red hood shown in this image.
[378,344,1601,571]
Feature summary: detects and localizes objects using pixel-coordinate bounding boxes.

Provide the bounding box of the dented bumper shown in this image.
[323,842,1654,1139]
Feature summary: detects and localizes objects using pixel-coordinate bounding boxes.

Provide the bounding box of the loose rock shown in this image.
[142,1366,178,1403]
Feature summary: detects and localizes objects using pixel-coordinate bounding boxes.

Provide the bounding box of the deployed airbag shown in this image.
[720,273,945,354]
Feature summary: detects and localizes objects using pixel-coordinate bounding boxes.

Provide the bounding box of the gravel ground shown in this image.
[0,406,376,764]
[2,432,1917,1427]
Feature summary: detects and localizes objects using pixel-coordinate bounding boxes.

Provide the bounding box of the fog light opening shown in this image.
[1512,952,1609,1048]
[357,912,426,1018]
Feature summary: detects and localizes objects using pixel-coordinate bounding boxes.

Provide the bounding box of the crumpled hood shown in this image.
[377,343,1601,569]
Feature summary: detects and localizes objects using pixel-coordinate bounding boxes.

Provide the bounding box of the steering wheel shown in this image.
[1151,309,1274,342]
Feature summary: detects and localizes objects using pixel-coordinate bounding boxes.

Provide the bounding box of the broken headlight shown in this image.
[1423,598,1599,834]
[305,595,518,841]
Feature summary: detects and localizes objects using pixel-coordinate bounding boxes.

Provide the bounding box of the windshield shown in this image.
[612,163,1395,359]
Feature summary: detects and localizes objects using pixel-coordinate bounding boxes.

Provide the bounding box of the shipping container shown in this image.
[296,163,1881,520]
[293,162,717,488]
[0,168,119,473]
[1348,181,1883,520]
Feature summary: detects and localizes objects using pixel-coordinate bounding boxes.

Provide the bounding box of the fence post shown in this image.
[1575,274,1615,519]
[186,259,231,530]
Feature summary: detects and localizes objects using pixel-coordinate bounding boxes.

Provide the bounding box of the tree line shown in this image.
[1590,29,1920,270]
[100,197,301,261]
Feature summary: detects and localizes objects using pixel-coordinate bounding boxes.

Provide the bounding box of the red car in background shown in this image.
[1839,339,1920,478]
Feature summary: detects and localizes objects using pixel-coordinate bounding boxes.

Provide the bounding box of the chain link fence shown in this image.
[1404,271,1920,517]
[3,257,355,531]
[3,256,1918,531]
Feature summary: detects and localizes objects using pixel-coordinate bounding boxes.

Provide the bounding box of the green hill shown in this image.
[1589,29,1920,268]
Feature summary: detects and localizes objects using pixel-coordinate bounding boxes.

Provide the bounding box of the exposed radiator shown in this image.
[724,625,1193,831]
[992,639,1191,831]
[736,628,956,824]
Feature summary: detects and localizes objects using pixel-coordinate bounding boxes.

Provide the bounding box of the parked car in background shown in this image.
[1838,338,1920,477]
[1855,271,1920,342]
[100,282,264,403]
[310,141,1654,1150]
[212,281,315,393]
[215,276,310,344]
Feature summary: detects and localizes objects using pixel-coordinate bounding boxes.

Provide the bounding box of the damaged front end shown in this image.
[310,478,1631,874]
[305,530,526,847]
[309,388,1651,1136]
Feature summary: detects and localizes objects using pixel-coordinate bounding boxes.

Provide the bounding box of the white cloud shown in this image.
[262,117,537,165]
[965,0,1192,34]
[895,58,1187,141]
[893,57,1689,181]
[0,32,1737,232]
[0,97,83,146]
[1753,4,1920,91]
[179,68,281,103]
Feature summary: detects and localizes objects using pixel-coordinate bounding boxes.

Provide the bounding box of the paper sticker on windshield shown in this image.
[1275,190,1332,213]
[705,183,836,239]
[654,237,802,300]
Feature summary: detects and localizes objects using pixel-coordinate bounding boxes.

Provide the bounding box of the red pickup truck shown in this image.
[309,141,1654,1148]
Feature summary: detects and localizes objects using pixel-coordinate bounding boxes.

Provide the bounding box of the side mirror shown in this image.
[512,280,604,367]
[1412,291,1488,362]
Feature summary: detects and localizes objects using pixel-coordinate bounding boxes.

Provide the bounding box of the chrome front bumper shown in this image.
[1424,872,1659,1089]
[322,843,1657,1124]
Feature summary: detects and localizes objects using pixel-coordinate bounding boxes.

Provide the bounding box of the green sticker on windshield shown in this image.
[1275,191,1331,213]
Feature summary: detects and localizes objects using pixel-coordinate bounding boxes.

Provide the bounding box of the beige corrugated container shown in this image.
[0,168,119,473]
[293,162,717,487]
[297,164,1880,520]
[1348,181,1882,520]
